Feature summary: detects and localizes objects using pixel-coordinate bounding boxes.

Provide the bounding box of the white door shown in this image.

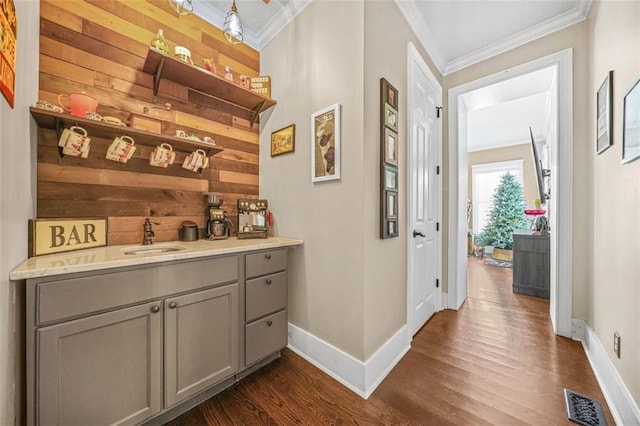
[407,43,441,336]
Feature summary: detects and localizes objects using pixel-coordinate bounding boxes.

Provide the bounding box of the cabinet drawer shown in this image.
[245,249,287,279]
[245,310,287,366]
[246,272,287,322]
[36,256,238,325]
[513,235,550,253]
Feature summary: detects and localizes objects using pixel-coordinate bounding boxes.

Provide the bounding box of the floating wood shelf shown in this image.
[30,107,224,158]
[142,47,276,129]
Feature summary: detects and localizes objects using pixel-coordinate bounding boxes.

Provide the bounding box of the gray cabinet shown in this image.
[38,301,163,426]
[512,231,550,298]
[245,249,288,366]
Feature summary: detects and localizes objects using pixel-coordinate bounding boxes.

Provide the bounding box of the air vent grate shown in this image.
[564,388,607,426]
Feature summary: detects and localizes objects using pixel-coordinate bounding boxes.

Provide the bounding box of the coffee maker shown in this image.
[204,193,231,240]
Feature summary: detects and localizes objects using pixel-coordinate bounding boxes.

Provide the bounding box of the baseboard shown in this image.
[287,323,410,399]
[573,318,640,425]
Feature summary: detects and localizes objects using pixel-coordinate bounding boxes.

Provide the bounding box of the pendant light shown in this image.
[168,0,193,16]
[223,0,244,44]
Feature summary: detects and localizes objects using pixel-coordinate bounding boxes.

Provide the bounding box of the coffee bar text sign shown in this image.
[251,76,271,98]
[0,0,16,107]
[29,218,107,257]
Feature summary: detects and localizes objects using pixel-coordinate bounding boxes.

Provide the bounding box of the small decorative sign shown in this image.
[0,0,17,108]
[271,124,295,157]
[28,218,108,257]
[251,76,271,98]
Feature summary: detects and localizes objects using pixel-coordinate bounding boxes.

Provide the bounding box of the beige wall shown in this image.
[467,143,539,220]
[442,23,590,320]
[260,0,440,360]
[587,0,640,406]
[0,0,39,423]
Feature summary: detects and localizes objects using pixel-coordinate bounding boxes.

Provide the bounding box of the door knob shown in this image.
[168,302,177,309]
[413,230,425,238]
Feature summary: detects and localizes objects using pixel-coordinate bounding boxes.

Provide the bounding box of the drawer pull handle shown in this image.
[266,320,273,326]
[265,254,272,260]
[168,302,177,309]
[151,305,160,313]
[266,279,272,285]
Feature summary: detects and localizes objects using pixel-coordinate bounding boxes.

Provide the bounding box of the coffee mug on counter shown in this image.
[149,143,176,168]
[106,135,136,163]
[182,149,209,172]
[58,126,91,158]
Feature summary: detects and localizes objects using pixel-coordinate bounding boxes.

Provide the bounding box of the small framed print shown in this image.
[311,103,341,182]
[383,127,398,166]
[271,124,295,157]
[385,191,397,219]
[384,165,398,191]
[381,78,398,109]
[622,76,640,164]
[597,71,613,155]
[387,220,398,238]
[384,103,398,132]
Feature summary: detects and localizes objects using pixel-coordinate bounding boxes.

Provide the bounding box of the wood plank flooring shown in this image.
[166,257,613,425]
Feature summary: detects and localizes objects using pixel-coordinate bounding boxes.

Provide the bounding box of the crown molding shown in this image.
[393,0,446,74]
[444,0,591,75]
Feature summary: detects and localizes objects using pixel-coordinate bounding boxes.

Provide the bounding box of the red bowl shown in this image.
[524,209,546,215]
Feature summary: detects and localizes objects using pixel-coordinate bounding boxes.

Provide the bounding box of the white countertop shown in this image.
[10,237,304,281]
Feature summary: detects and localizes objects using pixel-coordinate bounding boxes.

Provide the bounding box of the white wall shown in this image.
[0,0,39,423]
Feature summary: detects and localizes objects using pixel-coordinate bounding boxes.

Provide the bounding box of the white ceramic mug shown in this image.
[182,149,209,172]
[58,126,91,158]
[149,143,176,168]
[106,135,136,163]
[175,129,187,138]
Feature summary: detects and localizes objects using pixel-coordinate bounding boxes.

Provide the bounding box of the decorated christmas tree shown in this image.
[478,173,527,250]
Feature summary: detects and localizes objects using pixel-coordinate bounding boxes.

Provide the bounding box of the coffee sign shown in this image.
[29,218,107,257]
[0,0,16,108]
[250,76,271,98]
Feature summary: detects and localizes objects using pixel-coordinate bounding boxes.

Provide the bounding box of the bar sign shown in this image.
[28,218,107,257]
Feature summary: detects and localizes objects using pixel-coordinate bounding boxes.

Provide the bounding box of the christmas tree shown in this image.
[478,173,527,250]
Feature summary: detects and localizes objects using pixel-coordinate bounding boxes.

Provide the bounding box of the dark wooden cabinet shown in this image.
[512,231,550,298]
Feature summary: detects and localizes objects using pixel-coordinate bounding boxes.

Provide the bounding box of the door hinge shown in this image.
[436,165,440,175]
[436,222,440,231]
[436,279,440,288]
[436,106,443,118]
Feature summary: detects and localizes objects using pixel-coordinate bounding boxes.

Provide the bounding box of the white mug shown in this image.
[182,149,209,172]
[106,135,136,163]
[149,143,176,168]
[58,126,91,158]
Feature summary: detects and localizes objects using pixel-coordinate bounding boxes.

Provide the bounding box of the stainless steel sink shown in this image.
[121,244,186,255]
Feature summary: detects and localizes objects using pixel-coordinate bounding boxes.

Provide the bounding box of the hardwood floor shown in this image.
[167,257,613,425]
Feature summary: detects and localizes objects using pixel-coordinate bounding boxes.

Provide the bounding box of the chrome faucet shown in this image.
[142,218,159,245]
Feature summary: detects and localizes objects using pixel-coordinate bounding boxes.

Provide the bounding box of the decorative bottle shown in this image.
[151,29,169,53]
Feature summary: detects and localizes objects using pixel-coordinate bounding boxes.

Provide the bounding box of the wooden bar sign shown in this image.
[251,76,271,98]
[28,218,108,257]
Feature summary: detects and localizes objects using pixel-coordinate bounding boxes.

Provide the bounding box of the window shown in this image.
[471,160,523,234]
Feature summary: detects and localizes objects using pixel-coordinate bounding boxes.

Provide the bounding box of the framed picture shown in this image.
[311,103,341,182]
[382,78,398,109]
[384,103,398,132]
[384,190,397,219]
[384,165,398,191]
[623,77,640,164]
[383,127,398,166]
[271,124,295,157]
[597,71,613,155]
[387,220,398,238]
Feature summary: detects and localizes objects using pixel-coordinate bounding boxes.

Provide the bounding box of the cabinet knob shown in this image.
[151,305,160,313]
[168,302,177,309]
[266,279,272,285]
[265,254,271,260]
[266,320,273,326]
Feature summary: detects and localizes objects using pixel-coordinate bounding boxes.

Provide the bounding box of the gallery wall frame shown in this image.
[271,124,295,157]
[311,103,341,182]
[381,78,399,239]
[597,70,613,155]
[622,76,640,164]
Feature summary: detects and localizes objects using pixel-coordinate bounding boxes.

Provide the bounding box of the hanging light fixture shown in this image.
[223,0,244,44]
[168,0,193,16]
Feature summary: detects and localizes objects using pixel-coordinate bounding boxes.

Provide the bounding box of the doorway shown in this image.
[447,49,573,337]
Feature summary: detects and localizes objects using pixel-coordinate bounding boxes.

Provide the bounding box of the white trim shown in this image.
[287,323,410,399]
[467,140,530,153]
[406,42,444,337]
[448,49,573,338]
[395,3,447,73]
[573,319,640,426]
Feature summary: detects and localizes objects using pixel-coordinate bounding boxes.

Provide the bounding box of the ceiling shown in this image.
[194,0,590,75]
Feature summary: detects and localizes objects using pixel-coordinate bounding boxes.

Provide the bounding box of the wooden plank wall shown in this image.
[37,0,261,245]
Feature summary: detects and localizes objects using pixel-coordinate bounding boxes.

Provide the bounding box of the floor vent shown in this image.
[564,388,607,426]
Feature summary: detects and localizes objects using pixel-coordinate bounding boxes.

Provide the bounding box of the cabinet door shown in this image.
[38,301,163,426]
[164,284,239,407]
